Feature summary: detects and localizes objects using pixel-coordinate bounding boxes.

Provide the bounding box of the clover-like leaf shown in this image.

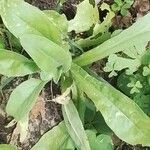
[127,81,143,94]
[104,54,141,77]
[143,65,150,76]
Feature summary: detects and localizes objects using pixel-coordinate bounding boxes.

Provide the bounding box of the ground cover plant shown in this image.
[0,0,150,149]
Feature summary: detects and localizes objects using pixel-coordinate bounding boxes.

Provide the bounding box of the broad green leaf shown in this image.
[62,100,91,150]
[74,13,150,66]
[71,63,150,146]
[61,138,75,149]
[86,130,114,150]
[0,0,62,45]
[6,78,46,121]
[0,49,39,77]
[20,34,72,78]
[0,144,16,150]
[31,122,70,150]
[43,10,68,35]
[68,0,99,33]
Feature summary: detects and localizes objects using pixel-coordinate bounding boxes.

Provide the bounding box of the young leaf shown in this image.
[71,63,150,146]
[62,100,91,150]
[74,13,150,66]
[6,78,46,121]
[20,34,72,78]
[31,122,70,150]
[0,49,39,77]
[68,0,99,33]
[0,144,16,150]
[0,0,62,45]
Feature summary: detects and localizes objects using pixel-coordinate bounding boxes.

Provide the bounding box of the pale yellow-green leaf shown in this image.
[71,63,150,146]
[0,144,16,150]
[74,13,150,66]
[0,49,39,77]
[0,0,62,45]
[68,0,99,33]
[62,100,91,150]
[6,78,46,121]
[31,122,70,150]
[20,34,72,78]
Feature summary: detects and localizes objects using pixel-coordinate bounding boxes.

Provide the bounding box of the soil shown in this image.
[0,0,150,150]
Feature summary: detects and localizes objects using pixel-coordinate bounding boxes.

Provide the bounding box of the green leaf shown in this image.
[0,0,62,45]
[92,111,112,134]
[142,50,150,65]
[20,34,72,79]
[74,13,150,66]
[61,138,75,149]
[0,49,39,77]
[71,63,150,146]
[0,76,14,90]
[76,3,114,48]
[62,100,91,150]
[68,0,99,33]
[143,65,150,76]
[31,122,70,150]
[43,10,68,35]
[96,134,114,150]
[121,3,130,16]
[6,78,46,121]
[117,72,132,96]
[134,94,150,117]
[86,130,114,150]
[0,144,16,150]
[104,54,141,77]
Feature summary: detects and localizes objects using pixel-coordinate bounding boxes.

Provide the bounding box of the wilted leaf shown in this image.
[0,0,62,45]
[62,100,91,150]
[6,78,46,121]
[76,3,114,48]
[0,49,39,77]
[68,0,99,33]
[71,63,150,146]
[31,122,70,150]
